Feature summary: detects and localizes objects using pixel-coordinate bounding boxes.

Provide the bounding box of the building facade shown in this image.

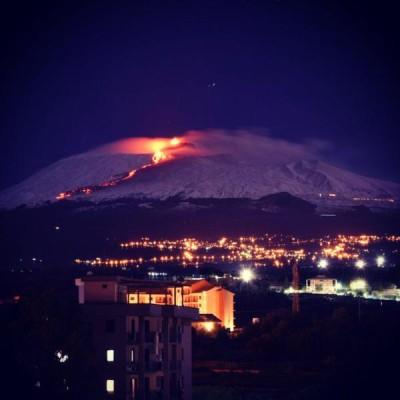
[182,280,234,332]
[76,276,199,400]
[306,276,338,294]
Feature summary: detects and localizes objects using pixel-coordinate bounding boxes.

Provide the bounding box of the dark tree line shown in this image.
[193,303,400,399]
[0,287,101,399]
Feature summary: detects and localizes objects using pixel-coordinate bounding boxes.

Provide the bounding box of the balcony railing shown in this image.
[128,331,160,344]
[169,360,181,370]
[129,330,183,344]
[126,361,163,374]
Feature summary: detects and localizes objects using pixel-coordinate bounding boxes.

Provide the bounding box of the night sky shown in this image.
[1,0,399,190]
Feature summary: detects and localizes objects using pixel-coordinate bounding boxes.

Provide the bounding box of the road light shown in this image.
[376,255,385,268]
[240,268,255,283]
[355,259,366,269]
[350,279,367,292]
[317,259,329,269]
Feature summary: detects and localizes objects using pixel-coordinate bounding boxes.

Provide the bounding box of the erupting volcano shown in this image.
[55,137,183,201]
[0,130,399,210]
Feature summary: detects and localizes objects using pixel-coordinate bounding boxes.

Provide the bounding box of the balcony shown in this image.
[128,331,159,344]
[147,391,163,400]
[169,360,181,370]
[127,332,138,343]
[145,331,156,343]
[126,361,162,374]
[169,331,182,343]
[145,360,162,372]
[126,362,139,373]
[127,391,163,400]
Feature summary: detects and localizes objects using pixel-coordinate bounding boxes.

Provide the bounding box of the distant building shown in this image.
[75,276,199,400]
[181,279,234,332]
[371,287,400,300]
[306,276,337,294]
[125,279,234,332]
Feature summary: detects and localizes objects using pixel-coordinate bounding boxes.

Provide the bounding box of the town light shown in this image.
[350,279,367,292]
[240,268,255,283]
[317,259,329,269]
[376,255,385,268]
[355,259,366,269]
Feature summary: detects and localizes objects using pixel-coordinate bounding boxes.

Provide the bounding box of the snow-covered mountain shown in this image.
[0,151,399,209]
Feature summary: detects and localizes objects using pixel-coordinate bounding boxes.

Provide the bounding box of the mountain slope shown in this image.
[0,152,399,209]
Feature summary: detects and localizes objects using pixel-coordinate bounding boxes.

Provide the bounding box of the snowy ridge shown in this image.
[0,152,399,209]
[0,153,150,207]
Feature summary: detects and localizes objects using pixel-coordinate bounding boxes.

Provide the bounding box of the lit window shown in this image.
[106,349,114,362]
[106,379,114,393]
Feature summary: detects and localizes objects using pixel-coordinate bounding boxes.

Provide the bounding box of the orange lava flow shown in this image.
[56,137,181,201]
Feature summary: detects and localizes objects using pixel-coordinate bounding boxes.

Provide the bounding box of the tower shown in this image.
[291,261,300,314]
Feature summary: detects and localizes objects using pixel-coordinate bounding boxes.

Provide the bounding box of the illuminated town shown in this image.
[74,233,400,269]
[70,233,400,305]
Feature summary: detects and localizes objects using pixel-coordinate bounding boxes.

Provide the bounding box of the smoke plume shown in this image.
[98,129,323,165]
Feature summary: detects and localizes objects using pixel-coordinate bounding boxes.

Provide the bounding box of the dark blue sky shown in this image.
[1,0,399,189]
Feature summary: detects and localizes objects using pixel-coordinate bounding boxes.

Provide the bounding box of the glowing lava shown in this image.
[56,137,181,201]
[152,150,168,164]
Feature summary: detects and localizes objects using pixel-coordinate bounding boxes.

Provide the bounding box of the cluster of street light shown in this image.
[316,255,385,270]
[75,234,397,269]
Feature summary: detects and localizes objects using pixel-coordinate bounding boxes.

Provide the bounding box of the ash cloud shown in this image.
[98,129,326,165]
[182,130,323,164]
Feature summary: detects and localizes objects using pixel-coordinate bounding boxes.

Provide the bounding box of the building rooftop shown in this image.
[78,275,185,287]
[184,279,216,293]
[77,275,233,294]
[197,314,222,323]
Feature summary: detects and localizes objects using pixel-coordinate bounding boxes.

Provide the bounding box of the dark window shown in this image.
[145,377,150,393]
[145,348,150,365]
[156,376,164,389]
[172,344,177,362]
[170,373,177,395]
[105,319,115,333]
[102,284,108,289]
[130,319,136,334]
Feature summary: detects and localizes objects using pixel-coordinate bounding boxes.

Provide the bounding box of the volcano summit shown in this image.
[0,131,399,210]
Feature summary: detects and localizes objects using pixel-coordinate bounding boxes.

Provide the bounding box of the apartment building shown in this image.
[75,276,199,400]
